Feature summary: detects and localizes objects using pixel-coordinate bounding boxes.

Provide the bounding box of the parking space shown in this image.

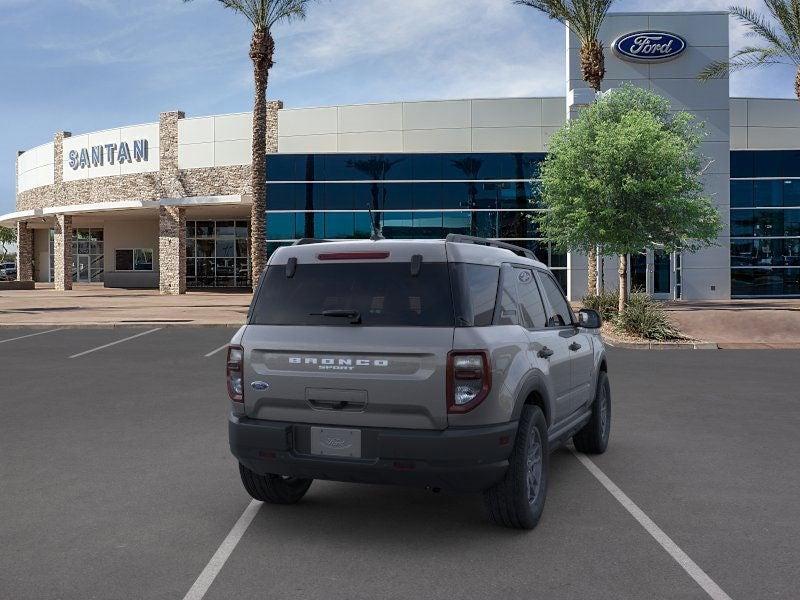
[1,328,798,599]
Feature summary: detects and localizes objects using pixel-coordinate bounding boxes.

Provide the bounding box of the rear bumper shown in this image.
[229,414,517,493]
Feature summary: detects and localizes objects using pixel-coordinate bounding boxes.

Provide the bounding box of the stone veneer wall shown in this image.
[15,222,33,281]
[53,214,73,291]
[158,206,186,295]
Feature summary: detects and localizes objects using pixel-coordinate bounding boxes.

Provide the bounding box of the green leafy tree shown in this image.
[515,0,616,293]
[536,85,722,311]
[184,0,315,286]
[0,226,15,263]
[699,2,800,100]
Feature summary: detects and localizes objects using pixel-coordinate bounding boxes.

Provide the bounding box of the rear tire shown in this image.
[238,463,312,504]
[483,405,549,530]
[573,371,611,454]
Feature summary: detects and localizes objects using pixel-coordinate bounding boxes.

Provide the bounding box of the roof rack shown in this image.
[445,234,536,260]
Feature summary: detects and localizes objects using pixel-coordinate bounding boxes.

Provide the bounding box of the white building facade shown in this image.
[3,11,799,299]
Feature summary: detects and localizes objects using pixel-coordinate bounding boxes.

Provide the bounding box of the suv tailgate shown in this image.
[242,326,453,430]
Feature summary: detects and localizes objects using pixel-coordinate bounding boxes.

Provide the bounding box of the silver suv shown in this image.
[227,235,610,529]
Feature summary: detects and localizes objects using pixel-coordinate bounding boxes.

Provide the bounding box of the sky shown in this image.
[1,0,797,216]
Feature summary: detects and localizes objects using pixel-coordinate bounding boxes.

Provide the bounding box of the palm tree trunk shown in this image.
[796,67,800,102]
[580,40,605,93]
[249,28,274,288]
[618,254,628,313]
[581,39,604,295]
[587,247,598,295]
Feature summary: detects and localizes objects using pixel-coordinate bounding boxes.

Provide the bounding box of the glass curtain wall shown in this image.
[264,153,568,290]
[186,220,251,288]
[731,151,800,297]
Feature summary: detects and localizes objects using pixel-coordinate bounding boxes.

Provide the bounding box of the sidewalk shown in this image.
[0,284,252,327]
[664,300,800,349]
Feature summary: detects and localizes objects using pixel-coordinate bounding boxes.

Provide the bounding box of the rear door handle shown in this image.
[569,342,582,352]
[537,347,554,359]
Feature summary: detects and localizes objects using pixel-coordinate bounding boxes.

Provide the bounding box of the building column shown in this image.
[16,221,34,282]
[159,205,186,295]
[53,214,73,291]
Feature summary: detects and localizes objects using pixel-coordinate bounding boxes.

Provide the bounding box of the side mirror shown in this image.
[578,308,602,329]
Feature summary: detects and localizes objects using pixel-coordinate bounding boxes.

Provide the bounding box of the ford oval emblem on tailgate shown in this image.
[251,381,269,390]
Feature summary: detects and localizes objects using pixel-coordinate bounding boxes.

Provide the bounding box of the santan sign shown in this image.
[67,139,149,170]
[613,31,687,62]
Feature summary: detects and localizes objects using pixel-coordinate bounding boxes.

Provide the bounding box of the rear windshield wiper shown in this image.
[310,309,362,324]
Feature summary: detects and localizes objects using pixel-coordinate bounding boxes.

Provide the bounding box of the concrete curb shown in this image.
[604,339,719,350]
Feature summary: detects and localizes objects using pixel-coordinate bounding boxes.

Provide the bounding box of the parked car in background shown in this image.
[0,262,16,281]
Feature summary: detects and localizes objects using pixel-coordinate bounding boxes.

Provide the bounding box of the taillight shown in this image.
[227,345,244,402]
[447,351,491,413]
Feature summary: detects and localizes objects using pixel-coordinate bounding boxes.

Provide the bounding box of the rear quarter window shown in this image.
[250,262,454,327]
[450,263,500,326]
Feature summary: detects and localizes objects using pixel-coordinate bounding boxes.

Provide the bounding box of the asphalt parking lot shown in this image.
[1,327,799,600]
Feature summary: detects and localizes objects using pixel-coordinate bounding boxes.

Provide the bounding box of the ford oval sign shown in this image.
[613,31,687,63]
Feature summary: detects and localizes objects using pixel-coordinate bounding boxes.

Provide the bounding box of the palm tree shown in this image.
[185,0,313,286]
[515,0,615,294]
[699,2,800,101]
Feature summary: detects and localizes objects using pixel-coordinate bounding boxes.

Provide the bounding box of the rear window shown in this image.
[250,262,455,327]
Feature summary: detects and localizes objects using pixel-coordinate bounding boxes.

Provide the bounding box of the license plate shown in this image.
[310,427,361,458]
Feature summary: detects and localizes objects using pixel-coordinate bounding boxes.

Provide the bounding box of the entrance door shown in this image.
[77,256,90,282]
[652,249,672,299]
[630,252,647,293]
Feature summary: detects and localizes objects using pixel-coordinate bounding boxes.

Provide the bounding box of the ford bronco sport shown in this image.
[227,235,609,529]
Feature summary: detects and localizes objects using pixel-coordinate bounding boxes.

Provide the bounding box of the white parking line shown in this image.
[182,500,262,600]
[0,328,63,345]
[68,328,162,359]
[571,450,733,600]
[204,343,229,358]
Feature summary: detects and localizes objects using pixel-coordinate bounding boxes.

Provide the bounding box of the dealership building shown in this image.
[4,10,800,300]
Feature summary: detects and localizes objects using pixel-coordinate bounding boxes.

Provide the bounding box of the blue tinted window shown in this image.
[783,180,800,207]
[299,183,324,211]
[266,155,296,181]
[754,151,783,177]
[412,182,442,209]
[267,184,298,210]
[731,211,753,237]
[786,210,800,235]
[265,213,295,240]
[347,183,416,212]
[473,212,498,238]
[730,151,754,178]
[382,212,414,238]
[443,211,472,235]
[754,180,783,207]
[730,181,753,208]
[324,183,353,210]
[324,213,355,238]
[354,212,372,238]
[732,268,800,296]
[781,150,800,177]
[412,155,442,180]
[413,211,444,237]
[441,183,470,209]
[295,212,323,239]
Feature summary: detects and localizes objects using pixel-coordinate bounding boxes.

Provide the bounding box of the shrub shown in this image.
[616,293,684,341]
[581,290,620,322]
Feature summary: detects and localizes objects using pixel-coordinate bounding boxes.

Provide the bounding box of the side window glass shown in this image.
[495,265,519,326]
[538,271,573,327]
[514,268,547,329]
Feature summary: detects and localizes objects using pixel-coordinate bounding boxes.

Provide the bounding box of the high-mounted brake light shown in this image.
[318,252,390,261]
[447,350,491,413]
[227,345,244,403]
